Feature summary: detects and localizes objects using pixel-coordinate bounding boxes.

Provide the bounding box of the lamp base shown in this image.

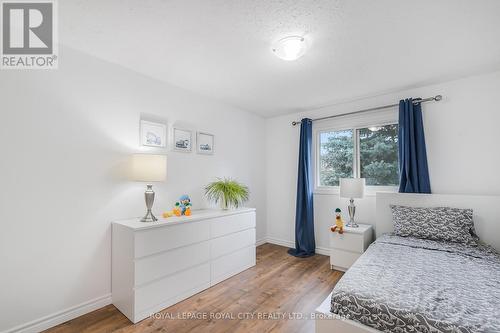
[345,221,359,228]
[140,184,158,223]
[140,210,157,222]
[346,198,359,228]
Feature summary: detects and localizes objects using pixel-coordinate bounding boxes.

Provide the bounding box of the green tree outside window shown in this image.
[319,124,399,187]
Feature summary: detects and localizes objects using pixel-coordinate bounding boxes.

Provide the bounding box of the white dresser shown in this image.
[329,224,372,272]
[112,208,256,323]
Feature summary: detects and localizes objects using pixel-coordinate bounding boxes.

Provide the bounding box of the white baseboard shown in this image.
[265,237,294,248]
[315,246,330,256]
[4,294,112,333]
[264,237,330,256]
[255,238,267,246]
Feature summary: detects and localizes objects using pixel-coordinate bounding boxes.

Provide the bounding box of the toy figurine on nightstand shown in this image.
[330,208,345,234]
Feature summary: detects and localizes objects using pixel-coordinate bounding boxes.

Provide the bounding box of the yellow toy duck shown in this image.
[330,208,344,234]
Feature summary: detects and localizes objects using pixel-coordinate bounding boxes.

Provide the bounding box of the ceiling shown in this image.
[60,0,500,117]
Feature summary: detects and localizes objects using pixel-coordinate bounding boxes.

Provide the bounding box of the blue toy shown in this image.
[178,195,191,215]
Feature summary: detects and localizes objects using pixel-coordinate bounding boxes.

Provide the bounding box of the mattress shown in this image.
[330,234,500,333]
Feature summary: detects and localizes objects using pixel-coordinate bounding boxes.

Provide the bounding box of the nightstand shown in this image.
[329,224,373,272]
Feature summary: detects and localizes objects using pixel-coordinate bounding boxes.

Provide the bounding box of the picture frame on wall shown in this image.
[197,132,215,155]
[173,128,193,152]
[140,120,167,148]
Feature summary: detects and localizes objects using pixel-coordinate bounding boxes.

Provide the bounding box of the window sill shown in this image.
[314,186,398,197]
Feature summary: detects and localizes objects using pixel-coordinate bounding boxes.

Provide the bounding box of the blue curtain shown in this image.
[288,118,315,258]
[398,99,431,193]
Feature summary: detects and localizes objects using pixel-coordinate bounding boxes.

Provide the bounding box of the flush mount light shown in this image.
[272,36,307,61]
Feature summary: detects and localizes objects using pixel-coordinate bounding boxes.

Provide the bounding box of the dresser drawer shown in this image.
[330,249,361,271]
[211,245,255,285]
[330,232,364,253]
[135,221,210,258]
[210,212,255,238]
[211,228,255,259]
[134,262,211,315]
[135,241,210,286]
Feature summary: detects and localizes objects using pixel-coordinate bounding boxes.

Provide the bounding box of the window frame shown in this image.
[313,110,399,196]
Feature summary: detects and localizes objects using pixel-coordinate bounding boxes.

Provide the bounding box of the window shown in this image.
[317,124,399,188]
[319,130,354,186]
[359,125,399,186]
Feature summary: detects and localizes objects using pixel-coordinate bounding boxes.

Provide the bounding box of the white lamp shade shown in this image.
[131,154,167,182]
[340,178,365,199]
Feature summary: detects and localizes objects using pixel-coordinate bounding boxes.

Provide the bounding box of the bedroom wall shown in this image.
[265,70,500,253]
[0,46,266,332]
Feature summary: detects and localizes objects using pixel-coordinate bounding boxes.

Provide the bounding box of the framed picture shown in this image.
[173,128,193,152]
[140,120,167,148]
[197,132,215,155]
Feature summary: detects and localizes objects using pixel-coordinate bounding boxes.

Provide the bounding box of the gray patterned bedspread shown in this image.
[330,234,500,333]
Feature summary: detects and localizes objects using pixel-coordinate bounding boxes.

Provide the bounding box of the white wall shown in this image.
[265,71,500,253]
[0,46,266,332]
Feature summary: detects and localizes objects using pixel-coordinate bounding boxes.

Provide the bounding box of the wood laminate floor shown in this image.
[45,243,343,333]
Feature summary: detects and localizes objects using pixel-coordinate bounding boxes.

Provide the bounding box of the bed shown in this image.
[315,193,500,333]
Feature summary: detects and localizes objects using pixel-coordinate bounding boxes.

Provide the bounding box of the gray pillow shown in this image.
[390,205,477,245]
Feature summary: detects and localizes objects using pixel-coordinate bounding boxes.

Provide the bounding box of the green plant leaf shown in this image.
[204,178,249,209]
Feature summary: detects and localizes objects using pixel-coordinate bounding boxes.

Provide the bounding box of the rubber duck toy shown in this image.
[162,211,174,218]
[330,208,344,234]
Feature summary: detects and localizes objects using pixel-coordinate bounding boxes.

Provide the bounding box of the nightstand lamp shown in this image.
[340,178,365,228]
[131,154,167,222]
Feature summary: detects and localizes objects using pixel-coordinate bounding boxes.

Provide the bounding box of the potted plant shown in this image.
[205,178,249,210]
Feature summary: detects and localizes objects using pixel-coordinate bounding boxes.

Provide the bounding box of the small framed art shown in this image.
[140,120,167,148]
[173,128,193,152]
[197,132,215,155]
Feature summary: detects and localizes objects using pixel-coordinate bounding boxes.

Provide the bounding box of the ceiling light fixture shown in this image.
[272,36,307,61]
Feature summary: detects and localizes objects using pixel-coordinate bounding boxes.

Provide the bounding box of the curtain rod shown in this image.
[291,95,442,126]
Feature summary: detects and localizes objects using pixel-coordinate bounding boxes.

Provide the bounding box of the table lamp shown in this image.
[340,178,365,228]
[131,154,167,222]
